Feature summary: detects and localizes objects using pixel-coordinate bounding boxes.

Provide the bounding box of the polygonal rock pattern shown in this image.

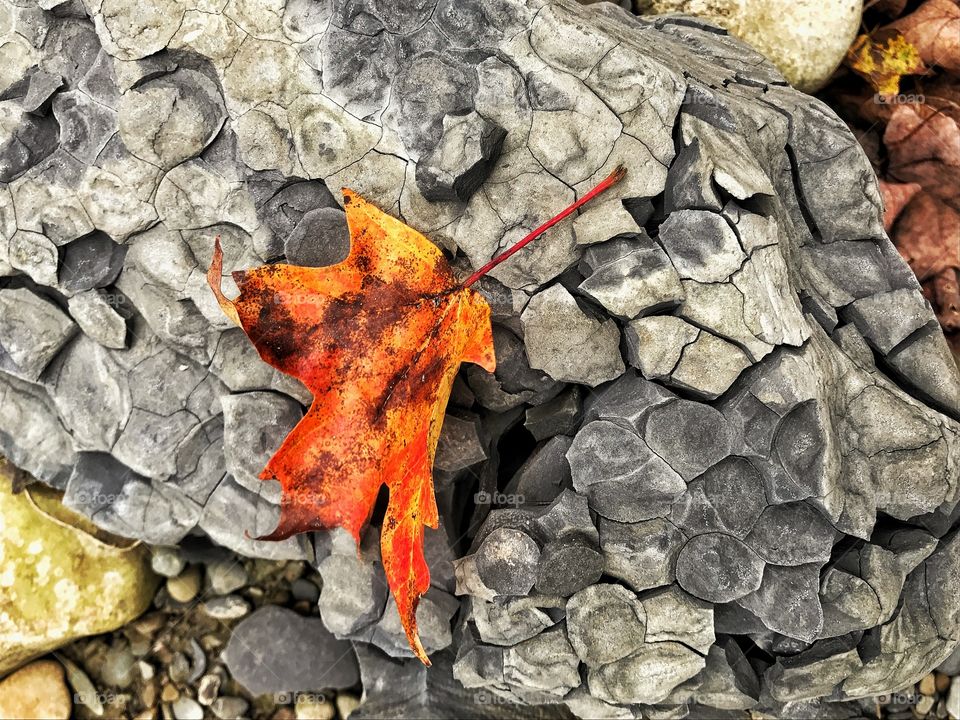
[1,0,959,716]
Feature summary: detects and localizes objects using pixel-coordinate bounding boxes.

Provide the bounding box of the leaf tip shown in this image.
[207,235,242,327]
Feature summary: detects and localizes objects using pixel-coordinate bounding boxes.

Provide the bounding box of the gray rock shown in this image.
[588,641,706,705]
[669,456,767,538]
[0,287,77,381]
[737,562,824,642]
[67,290,127,349]
[691,637,760,710]
[58,231,126,293]
[530,489,598,545]
[841,288,933,355]
[625,315,698,379]
[118,68,226,169]
[567,583,647,666]
[521,284,624,387]
[0,108,59,183]
[283,206,350,267]
[598,516,685,592]
[416,110,505,202]
[644,400,732,480]
[664,138,722,213]
[577,234,685,319]
[368,589,459,659]
[207,558,248,595]
[535,535,603,596]
[523,386,582,441]
[658,209,745,283]
[151,546,186,578]
[572,197,642,247]
[200,476,312,561]
[434,412,487,473]
[222,605,359,694]
[676,532,765,603]
[211,697,250,720]
[567,419,685,522]
[202,595,251,621]
[502,435,572,506]
[745,502,836,566]
[502,627,581,703]
[642,585,714,654]
[8,230,59,286]
[468,596,557,647]
[317,529,389,637]
[52,90,117,164]
[221,392,303,499]
[474,528,540,597]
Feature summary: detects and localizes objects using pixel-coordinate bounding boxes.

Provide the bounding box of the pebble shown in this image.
[336,694,361,720]
[166,565,202,603]
[161,683,180,703]
[207,559,248,595]
[948,677,960,720]
[921,674,938,696]
[291,578,321,604]
[60,655,103,717]
[151,547,186,578]
[168,652,191,684]
[197,674,221,705]
[101,640,136,688]
[172,696,204,720]
[138,661,155,681]
[202,595,251,620]
[0,659,72,720]
[211,696,250,719]
[296,695,336,720]
[918,695,936,716]
[938,674,952,694]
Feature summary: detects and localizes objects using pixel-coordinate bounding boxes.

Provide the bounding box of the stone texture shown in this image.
[0,0,958,715]
[521,283,624,386]
[222,605,359,694]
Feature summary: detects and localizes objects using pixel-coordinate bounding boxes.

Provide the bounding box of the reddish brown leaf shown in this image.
[889,0,960,72]
[933,267,960,330]
[879,178,923,230]
[884,102,960,207]
[892,191,960,282]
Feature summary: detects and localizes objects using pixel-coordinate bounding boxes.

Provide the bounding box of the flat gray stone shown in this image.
[567,584,646,666]
[222,605,359,694]
[0,287,76,381]
[588,641,705,705]
[474,528,540,597]
[676,532,765,603]
[568,420,685,523]
[658,209,745,283]
[67,290,127,349]
[521,284,624,387]
[598,516,685,592]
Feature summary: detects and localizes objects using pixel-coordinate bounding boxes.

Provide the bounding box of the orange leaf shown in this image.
[208,190,495,664]
[845,28,927,97]
[207,166,626,664]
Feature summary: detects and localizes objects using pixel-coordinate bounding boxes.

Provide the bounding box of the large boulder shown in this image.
[1,0,958,715]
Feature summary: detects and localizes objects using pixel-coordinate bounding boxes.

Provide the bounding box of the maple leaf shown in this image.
[879,178,923,230]
[884,101,960,207]
[889,0,960,73]
[208,167,625,663]
[845,28,927,97]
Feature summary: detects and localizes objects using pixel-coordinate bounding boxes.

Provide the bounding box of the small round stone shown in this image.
[919,673,937,696]
[172,696,204,720]
[151,546,186,578]
[202,595,252,620]
[101,640,136,688]
[475,528,541,597]
[166,565,202,603]
[211,696,250,720]
[335,694,361,720]
[296,694,336,720]
[207,559,248,595]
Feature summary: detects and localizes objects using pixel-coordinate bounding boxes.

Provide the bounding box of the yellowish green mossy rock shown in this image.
[0,463,159,676]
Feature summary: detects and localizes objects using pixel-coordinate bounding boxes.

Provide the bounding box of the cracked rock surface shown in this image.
[1,0,959,716]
